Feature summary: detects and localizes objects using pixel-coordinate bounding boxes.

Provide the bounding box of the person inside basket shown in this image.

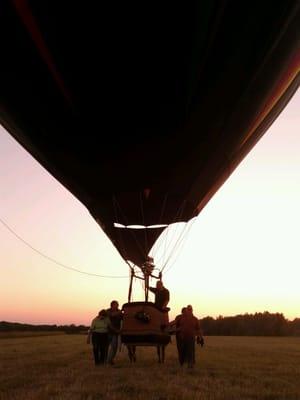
[149,280,170,311]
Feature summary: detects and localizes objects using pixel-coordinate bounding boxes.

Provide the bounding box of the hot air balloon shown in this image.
[0,1,299,351]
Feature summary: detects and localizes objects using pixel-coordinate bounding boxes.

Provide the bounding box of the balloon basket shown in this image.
[121,302,170,346]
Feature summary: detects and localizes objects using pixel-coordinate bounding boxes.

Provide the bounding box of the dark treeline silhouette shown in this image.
[0,321,88,334]
[201,312,300,336]
[2,312,300,336]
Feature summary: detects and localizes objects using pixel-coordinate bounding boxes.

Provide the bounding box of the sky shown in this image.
[0,89,299,325]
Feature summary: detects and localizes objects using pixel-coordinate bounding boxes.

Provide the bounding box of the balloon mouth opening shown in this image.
[114,223,168,229]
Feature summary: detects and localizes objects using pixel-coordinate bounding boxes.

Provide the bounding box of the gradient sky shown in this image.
[1,89,299,325]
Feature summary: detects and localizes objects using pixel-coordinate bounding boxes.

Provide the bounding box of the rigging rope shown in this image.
[163,218,197,275]
[151,201,186,267]
[139,191,148,255]
[0,217,128,278]
[113,197,146,258]
[161,223,190,272]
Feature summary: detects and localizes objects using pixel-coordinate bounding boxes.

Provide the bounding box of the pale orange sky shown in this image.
[0,89,299,325]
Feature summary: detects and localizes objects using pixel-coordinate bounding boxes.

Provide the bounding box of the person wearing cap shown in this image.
[106,300,123,365]
[88,309,111,365]
[149,280,170,311]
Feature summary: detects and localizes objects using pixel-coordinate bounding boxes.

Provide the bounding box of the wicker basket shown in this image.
[121,302,170,346]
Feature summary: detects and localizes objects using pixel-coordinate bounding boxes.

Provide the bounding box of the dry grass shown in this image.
[1,335,300,400]
[0,331,65,339]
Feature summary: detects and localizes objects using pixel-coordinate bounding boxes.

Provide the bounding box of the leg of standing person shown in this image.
[181,338,188,366]
[186,337,195,368]
[107,334,118,364]
[92,333,100,365]
[99,333,109,364]
[107,333,112,363]
[192,338,196,365]
[176,334,184,365]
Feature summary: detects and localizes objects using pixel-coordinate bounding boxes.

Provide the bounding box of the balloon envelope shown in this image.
[0,2,299,266]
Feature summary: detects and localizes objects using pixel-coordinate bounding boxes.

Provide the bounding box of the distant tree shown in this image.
[199,312,294,336]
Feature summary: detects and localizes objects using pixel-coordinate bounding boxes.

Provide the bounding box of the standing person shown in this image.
[88,310,110,365]
[175,307,187,365]
[149,281,170,310]
[107,300,123,365]
[177,305,203,368]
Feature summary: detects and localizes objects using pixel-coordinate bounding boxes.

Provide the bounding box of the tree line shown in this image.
[0,321,88,334]
[200,312,300,336]
[1,312,300,336]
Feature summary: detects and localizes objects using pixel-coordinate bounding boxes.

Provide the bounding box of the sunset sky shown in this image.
[1,89,299,326]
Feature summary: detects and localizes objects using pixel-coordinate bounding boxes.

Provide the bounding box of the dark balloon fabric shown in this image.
[0,1,299,266]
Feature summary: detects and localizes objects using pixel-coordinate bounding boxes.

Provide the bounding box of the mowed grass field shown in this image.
[0,331,65,339]
[1,335,300,400]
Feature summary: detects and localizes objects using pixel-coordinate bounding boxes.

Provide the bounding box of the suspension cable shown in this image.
[155,201,188,270]
[161,222,190,272]
[113,196,146,258]
[163,217,197,275]
[0,217,128,278]
[139,191,148,254]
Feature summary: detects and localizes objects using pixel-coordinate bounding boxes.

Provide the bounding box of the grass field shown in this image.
[0,331,65,339]
[1,335,300,400]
